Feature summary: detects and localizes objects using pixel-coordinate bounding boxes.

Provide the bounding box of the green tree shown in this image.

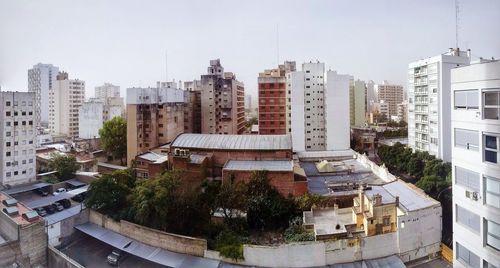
[408,155,425,179]
[215,175,248,221]
[416,175,450,198]
[99,117,127,165]
[48,154,80,181]
[85,170,134,219]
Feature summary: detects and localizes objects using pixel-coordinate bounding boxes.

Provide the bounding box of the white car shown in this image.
[52,188,67,196]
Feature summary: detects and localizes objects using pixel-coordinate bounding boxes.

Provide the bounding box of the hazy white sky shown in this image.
[1,0,499,99]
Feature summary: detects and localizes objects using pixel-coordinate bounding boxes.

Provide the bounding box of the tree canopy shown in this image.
[99,116,127,165]
[48,154,80,181]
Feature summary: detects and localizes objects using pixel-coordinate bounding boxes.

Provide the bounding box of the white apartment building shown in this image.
[366,80,377,113]
[375,80,404,117]
[397,101,408,122]
[79,99,104,139]
[95,82,120,99]
[28,63,59,127]
[0,92,36,186]
[408,48,471,161]
[49,72,85,139]
[350,79,366,127]
[289,62,350,152]
[451,60,500,268]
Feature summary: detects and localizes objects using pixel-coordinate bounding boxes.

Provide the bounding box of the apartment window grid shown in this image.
[485,219,500,251]
[485,175,500,209]
[484,133,499,164]
[484,89,500,120]
[456,205,480,233]
[456,242,480,268]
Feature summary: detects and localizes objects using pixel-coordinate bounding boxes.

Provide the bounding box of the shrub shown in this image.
[215,230,248,260]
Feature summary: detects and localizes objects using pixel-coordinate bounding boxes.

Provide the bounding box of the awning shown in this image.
[66,179,87,188]
[24,185,89,209]
[75,222,221,268]
[332,254,405,268]
[3,182,51,195]
[45,205,85,225]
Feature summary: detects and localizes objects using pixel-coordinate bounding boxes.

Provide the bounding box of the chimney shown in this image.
[358,184,365,213]
[467,49,471,58]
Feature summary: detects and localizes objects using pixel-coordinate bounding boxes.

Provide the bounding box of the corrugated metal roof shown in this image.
[172,133,291,150]
[3,182,51,195]
[137,152,168,164]
[45,205,83,225]
[332,254,405,268]
[383,180,440,212]
[224,160,293,171]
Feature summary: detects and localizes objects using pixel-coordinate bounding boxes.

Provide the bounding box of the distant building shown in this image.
[245,94,252,111]
[126,82,184,165]
[0,92,36,186]
[95,82,120,99]
[183,80,202,134]
[397,101,408,122]
[258,61,296,135]
[375,81,403,118]
[48,71,85,139]
[289,62,350,152]
[408,48,471,161]
[350,79,367,127]
[95,83,124,120]
[451,60,500,267]
[78,99,104,139]
[366,80,377,113]
[200,59,245,134]
[28,63,59,127]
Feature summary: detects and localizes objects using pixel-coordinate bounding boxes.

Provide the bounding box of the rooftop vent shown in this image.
[2,198,18,207]
[23,211,40,222]
[3,207,19,216]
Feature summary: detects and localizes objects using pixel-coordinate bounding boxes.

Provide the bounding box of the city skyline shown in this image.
[1,0,499,99]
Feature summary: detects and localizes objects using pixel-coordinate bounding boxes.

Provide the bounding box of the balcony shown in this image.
[414,91,428,95]
[415,128,429,134]
[414,109,428,114]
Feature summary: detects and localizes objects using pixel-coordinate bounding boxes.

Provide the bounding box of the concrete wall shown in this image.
[89,210,207,257]
[19,220,47,266]
[356,152,397,183]
[244,242,326,268]
[48,207,89,246]
[48,245,85,268]
[0,208,19,241]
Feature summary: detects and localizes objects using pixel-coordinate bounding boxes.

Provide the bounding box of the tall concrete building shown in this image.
[397,101,408,122]
[126,83,185,165]
[95,83,120,99]
[0,92,36,186]
[375,81,404,117]
[451,60,500,268]
[28,63,59,127]
[350,79,367,127]
[78,99,104,139]
[200,59,245,134]
[183,80,202,134]
[366,80,377,113]
[48,71,85,138]
[289,62,350,152]
[258,61,296,135]
[408,48,471,161]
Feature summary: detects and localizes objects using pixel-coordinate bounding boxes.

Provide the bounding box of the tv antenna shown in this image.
[276,23,280,65]
[165,50,169,82]
[455,0,460,48]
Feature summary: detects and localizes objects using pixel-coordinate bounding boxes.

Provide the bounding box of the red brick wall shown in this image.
[222,169,297,197]
[258,82,287,135]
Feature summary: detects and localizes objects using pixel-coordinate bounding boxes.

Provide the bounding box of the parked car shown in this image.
[71,193,86,203]
[52,202,64,212]
[52,188,67,196]
[44,205,55,214]
[34,188,48,196]
[34,207,47,217]
[107,249,123,266]
[59,199,72,209]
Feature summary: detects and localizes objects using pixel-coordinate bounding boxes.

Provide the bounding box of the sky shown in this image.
[1,0,499,102]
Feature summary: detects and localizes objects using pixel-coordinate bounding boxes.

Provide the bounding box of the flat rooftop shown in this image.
[383,180,440,212]
[224,160,293,172]
[304,208,356,236]
[0,192,41,226]
[171,133,291,150]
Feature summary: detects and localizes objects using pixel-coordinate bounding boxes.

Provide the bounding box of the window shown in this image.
[456,205,480,233]
[485,134,499,164]
[484,89,500,120]
[454,90,478,109]
[6,152,10,157]
[6,111,11,116]
[455,166,480,191]
[6,172,11,177]
[456,243,480,267]
[486,219,500,251]
[485,176,500,209]
[484,260,498,268]
[454,128,479,151]
[6,101,10,106]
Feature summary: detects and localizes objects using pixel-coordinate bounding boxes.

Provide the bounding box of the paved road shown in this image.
[60,234,168,268]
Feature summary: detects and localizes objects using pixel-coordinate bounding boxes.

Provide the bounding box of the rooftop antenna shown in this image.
[276,23,280,65]
[455,0,459,48]
[165,50,169,82]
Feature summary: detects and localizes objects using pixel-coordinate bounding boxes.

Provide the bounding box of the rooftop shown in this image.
[171,133,291,151]
[0,192,40,226]
[382,180,440,212]
[137,151,168,164]
[224,160,293,172]
[364,185,397,205]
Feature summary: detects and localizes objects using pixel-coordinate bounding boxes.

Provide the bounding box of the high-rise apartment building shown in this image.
[126,83,185,165]
[289,62,350,151]
[258,61,296,135]
[397,101,408,122]
[350,79,367,126]
[78,99,104,139]
[183,80,202,134]
[366,80,377,113]
[95,83,120,99]
[451,60,500,268]
[375,81,404,117]
[0,92,36,186]
[48,71,85,138]
[200,59,245,134]
[28,63,59,127]
[408,48,471,161]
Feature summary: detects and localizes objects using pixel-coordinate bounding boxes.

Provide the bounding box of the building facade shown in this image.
[183,80,202,134]
[200,59,245,135]
[48,71,85,139]
[28,63,59,127]
[397,101,408,122]
[126,83,185,165]
[350,79,367,127]
[375,81,404,118]
[408,48,471,161]
[366,80,377,114]
[289,62,350,151]
[95,83,120,99]
[78,99,104,139]
[451,60,500,268]
[258,61,296,135]
[0,92,36,186]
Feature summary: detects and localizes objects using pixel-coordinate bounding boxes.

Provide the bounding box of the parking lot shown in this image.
[60,233,168,268]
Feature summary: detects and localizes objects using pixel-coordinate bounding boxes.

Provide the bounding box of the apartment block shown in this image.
[95,82,124,120]
[126,83,184,165]
[289,62,350,151]
[397,101,408,122]
[183,80,202,134]
[258,61,296,135]
[200,59,245,134]
[451,60,500,268]
[78,99,104,139]
[95,82,120,99]
[408,48,471,161]
[0,92,36,186]
[366,80,377,113]
[375,81,404,117]
[28,63,59,127]
[350,79,367,127]
[48,71,85,139]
